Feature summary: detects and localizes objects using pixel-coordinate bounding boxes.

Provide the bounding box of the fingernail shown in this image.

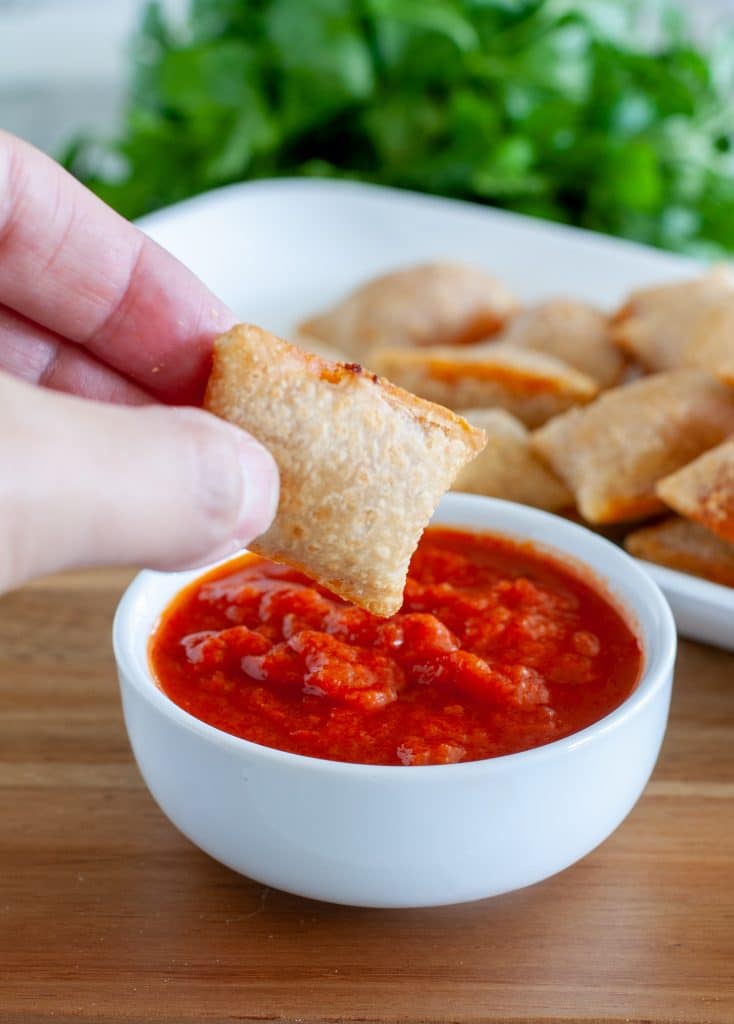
[234,436,280,542]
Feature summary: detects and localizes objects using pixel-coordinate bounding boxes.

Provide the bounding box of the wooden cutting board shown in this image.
[1,567,732,1024]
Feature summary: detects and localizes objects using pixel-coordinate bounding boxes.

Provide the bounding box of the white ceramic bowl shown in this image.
[113,494,676,908]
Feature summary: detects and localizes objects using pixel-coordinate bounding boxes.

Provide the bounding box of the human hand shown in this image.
[0,132,279,592]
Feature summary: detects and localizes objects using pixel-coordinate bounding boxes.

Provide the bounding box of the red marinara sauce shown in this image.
[149,527,642,766]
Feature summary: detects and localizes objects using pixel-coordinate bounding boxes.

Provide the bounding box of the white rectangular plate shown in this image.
[138,179,733,651]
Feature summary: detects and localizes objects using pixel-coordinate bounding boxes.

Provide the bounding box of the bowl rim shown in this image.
[113,494,677,780]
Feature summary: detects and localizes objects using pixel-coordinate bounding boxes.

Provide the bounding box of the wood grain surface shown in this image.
[0,567,732,1024]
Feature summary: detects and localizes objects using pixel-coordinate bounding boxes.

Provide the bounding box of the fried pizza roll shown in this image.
[625,517,734,588]
[452,408,572,511]
[204,324,486,617]
[612,267,734,381]
[300,262,517,360]
[532,370,734,524]
[370,342,597,427]
[501,299,624,388]
[656,438,734,544]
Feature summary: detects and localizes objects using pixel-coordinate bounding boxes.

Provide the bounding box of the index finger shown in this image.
[0,131,235,403]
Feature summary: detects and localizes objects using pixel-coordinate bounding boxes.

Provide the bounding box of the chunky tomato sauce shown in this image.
[149,528,642,766]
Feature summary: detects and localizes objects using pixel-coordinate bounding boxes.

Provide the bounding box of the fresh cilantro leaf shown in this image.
[63,0,734,256]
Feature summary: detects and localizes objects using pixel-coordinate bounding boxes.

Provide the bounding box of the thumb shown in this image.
[0,373,279,590]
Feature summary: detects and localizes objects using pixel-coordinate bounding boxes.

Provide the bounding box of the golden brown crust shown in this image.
[625,517,734,588]
[452,408,572,511]
[204,324,486,616]
[370,342,598,428]
[300,262,518,360]
[501,299,624,388]
[611,267,734,376]
[532,370,734,524]
[656,438,734,544]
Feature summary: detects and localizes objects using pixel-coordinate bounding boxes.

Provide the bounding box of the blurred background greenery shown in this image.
[20,0,734,257]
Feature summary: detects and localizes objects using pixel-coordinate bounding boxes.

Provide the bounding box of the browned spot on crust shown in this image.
[439,311,505,346]
[425,358,573,396]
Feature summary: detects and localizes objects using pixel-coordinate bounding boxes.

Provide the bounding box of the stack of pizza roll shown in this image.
[299,262,734,589]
